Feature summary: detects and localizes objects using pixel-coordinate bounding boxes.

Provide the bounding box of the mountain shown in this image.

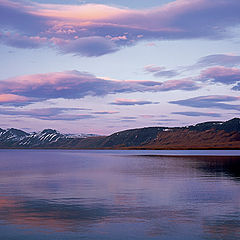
[76,118,240,149]
[0,118,240,149]
[0,129,98,148]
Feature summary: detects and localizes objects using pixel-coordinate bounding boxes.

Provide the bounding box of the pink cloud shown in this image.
[139,115,155,119]
[156,79,199,91]
[35,3,130,21]
[198,66,240,90]
[145,42,157,47]
[200,66,240,84]
[144,65,165,73]
[0,70,199,105]
[1,0,240,56]
[144,64,179,78]
[0,94,30,104]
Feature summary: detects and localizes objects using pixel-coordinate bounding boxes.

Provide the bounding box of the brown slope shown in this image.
[144,129,240,149]
[72,118,240,149]
[71,129,240,150]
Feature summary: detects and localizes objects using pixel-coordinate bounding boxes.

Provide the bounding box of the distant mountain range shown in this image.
[1,118,240,149]
[0,129,98,148]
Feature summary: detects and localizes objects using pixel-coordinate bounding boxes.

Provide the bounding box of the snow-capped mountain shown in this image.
[0,128,98,148]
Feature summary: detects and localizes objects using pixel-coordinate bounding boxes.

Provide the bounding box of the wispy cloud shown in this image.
[196,54,240,68]
[121,116,137,120]
[0,107,94,121]
[144,65,179,78]
[150,79,198,91]
[1,0,240,56]
[172,111,222,117]
[144,65,165,73]
[139,114,156,119]
[144,54,240,82]
[92,111,119,114]
[153,118,177,123]
[147,55,240,89]
[110,99,159,106]
[169,95,240,111]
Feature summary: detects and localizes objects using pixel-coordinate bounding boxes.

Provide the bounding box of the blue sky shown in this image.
[0,0,240,134]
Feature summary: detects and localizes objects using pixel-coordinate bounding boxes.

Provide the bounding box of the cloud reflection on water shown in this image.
[0,150,239,239]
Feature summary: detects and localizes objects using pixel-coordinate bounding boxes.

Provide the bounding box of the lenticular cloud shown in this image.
[1,0,240,56]
[0,70,199,105]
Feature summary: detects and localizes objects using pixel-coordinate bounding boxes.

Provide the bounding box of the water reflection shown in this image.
[0,150,239,240]
[0,196,112,232]
[125,154,240,180]
[193,156,240,180]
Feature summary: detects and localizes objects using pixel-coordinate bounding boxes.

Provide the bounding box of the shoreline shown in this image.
[1,148,240,157]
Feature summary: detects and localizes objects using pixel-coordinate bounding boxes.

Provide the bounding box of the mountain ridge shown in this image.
[0,118,240,149]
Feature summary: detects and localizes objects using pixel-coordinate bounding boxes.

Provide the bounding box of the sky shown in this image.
[0,0,240,135]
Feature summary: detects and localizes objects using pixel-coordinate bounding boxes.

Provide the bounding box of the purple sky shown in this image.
[0,0,240,134]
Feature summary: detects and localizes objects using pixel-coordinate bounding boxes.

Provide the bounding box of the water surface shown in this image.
[0,150,239,240]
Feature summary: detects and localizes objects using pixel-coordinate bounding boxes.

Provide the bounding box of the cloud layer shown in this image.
[196,54,240,68]
[172,111,221,117]
[1,0,240,56]
[145,54,240,90]
[0,70,199,105]
[169,95,240,111]
[0,94,31,105]
[0,107,93,121]
[199,66,240,85]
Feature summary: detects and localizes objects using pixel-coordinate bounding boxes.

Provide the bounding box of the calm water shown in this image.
[0,150,240,240]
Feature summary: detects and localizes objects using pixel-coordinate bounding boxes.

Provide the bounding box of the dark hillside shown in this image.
[0,118,240,149]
